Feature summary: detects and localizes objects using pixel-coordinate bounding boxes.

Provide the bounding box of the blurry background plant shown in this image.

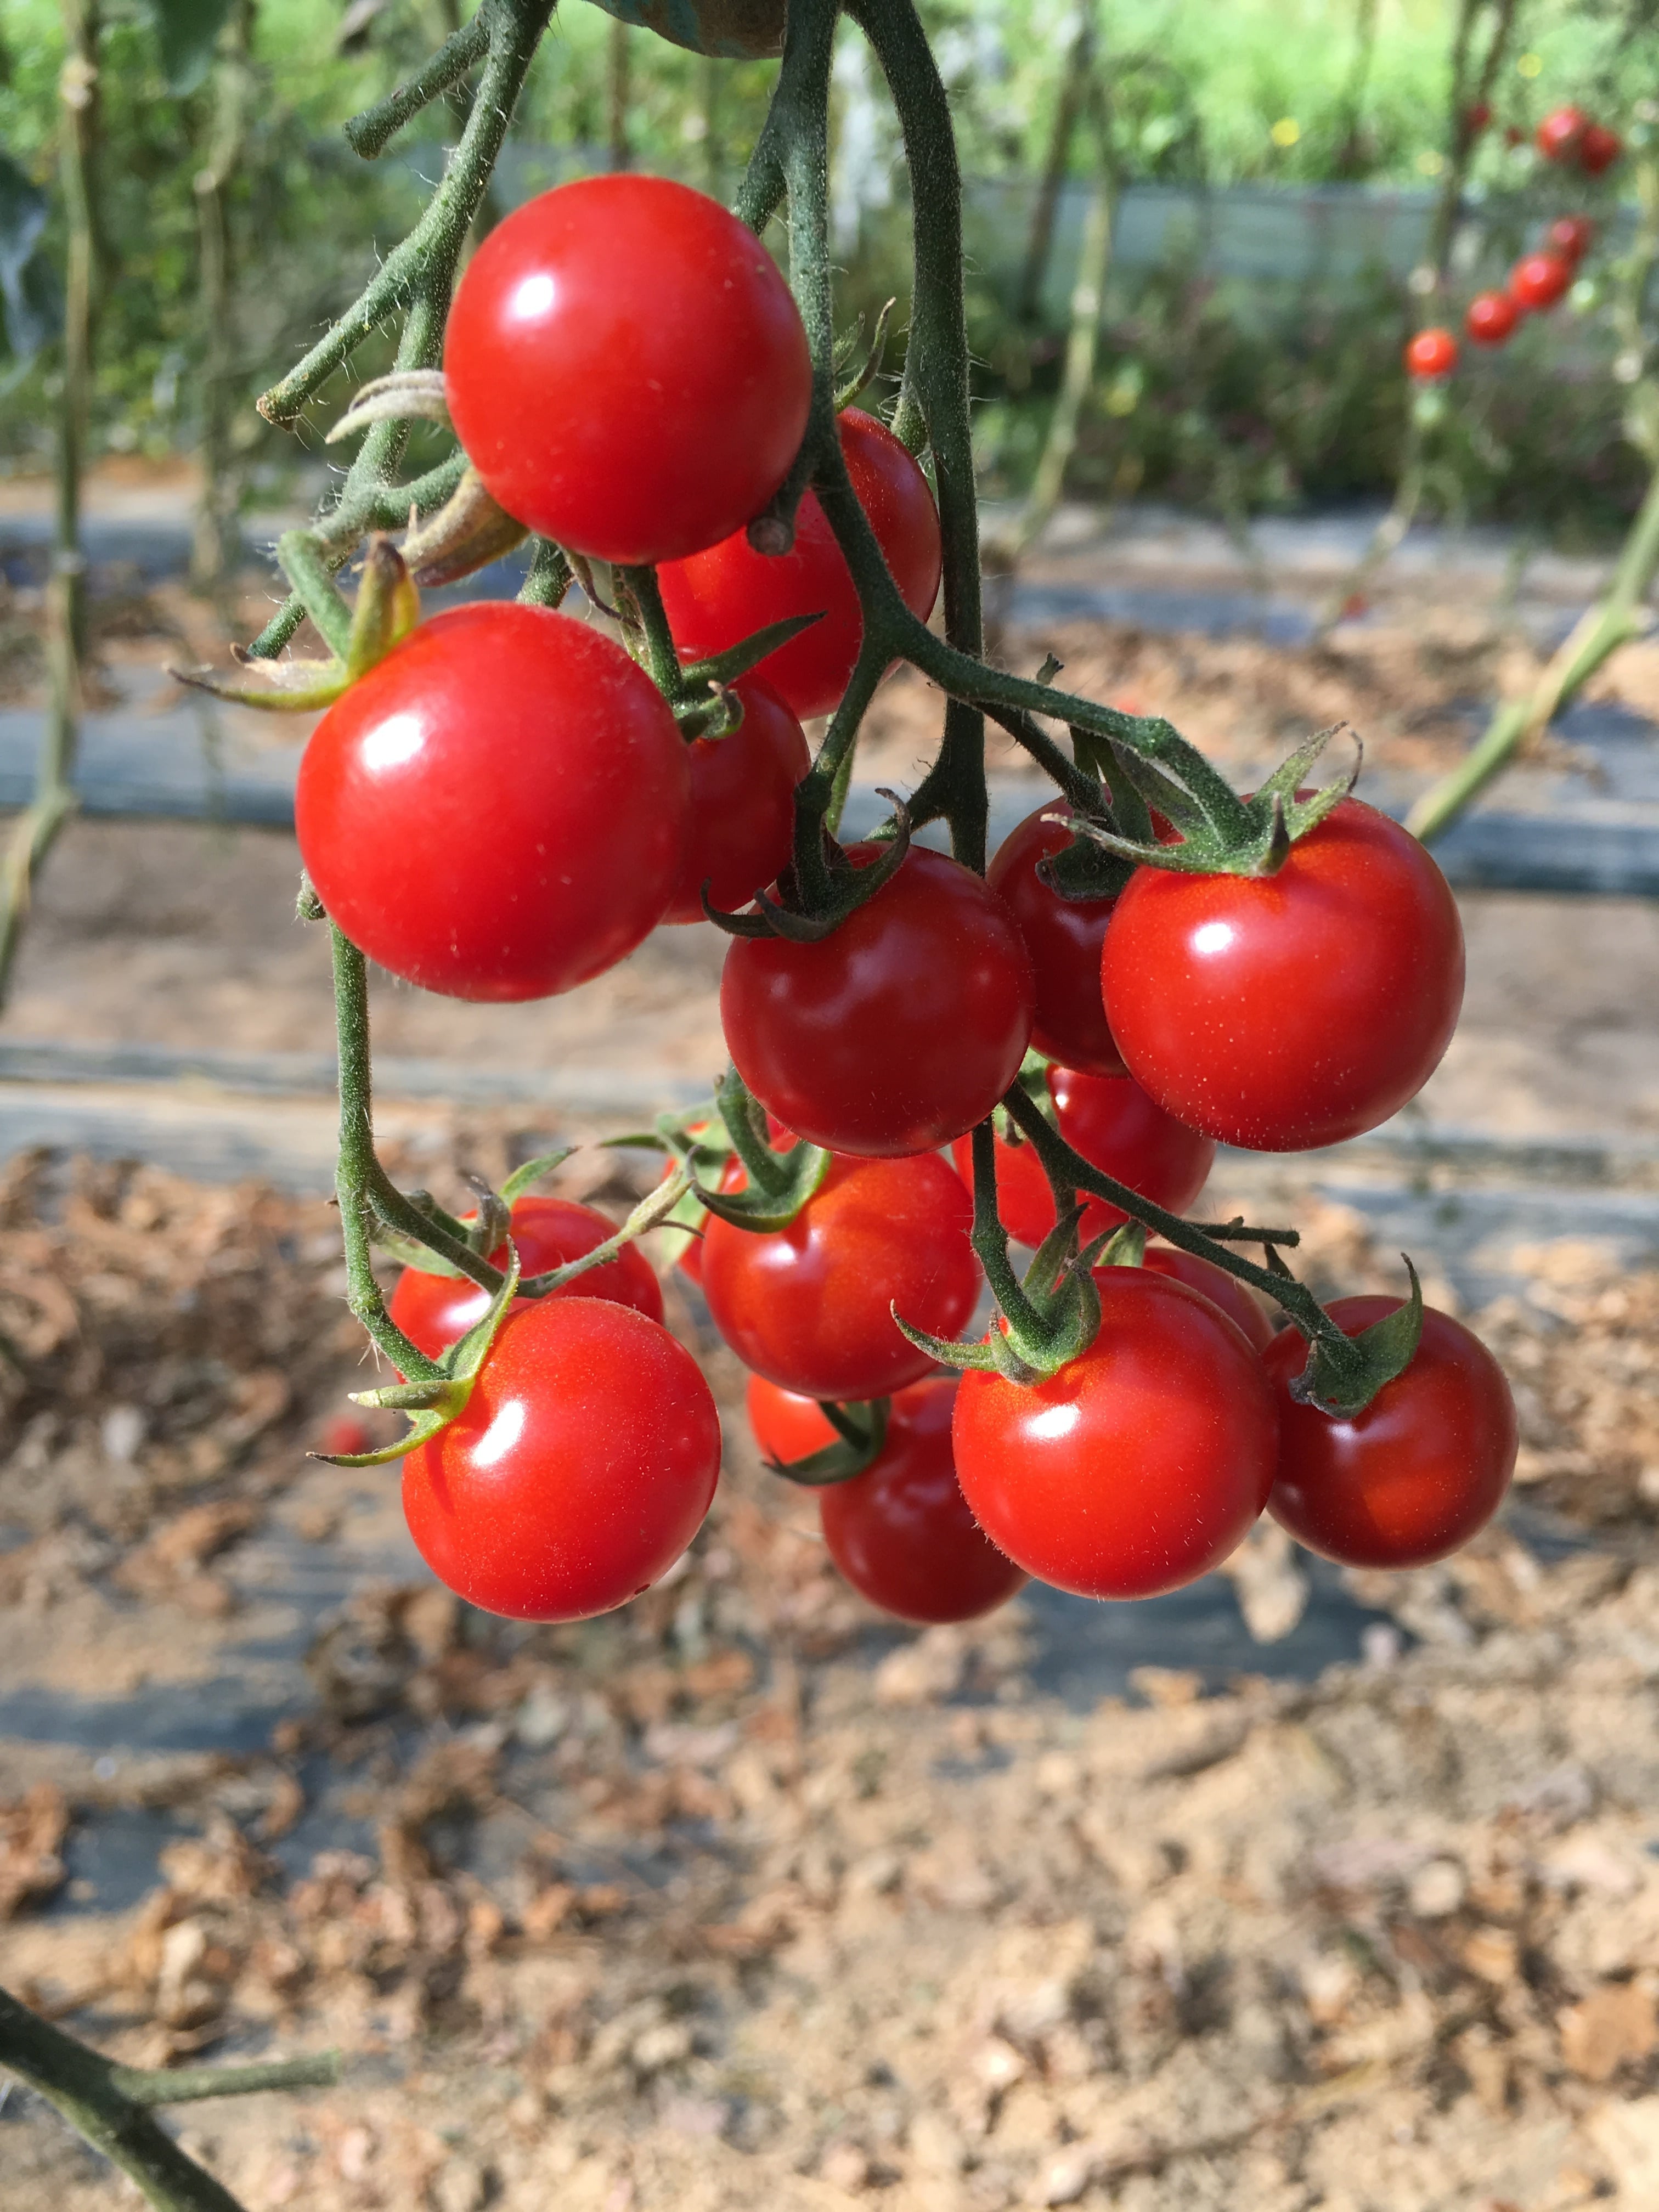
[2,0,1658,546]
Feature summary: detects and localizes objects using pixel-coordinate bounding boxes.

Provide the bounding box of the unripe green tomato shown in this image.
[584,0,785,58]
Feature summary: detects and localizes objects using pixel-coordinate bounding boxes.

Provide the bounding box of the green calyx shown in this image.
[763,1397,890,1487]
[370,1152,575,1279]
[314,1242,524,1467]
[1060,720,1359,881]
[1289,1259,1425,1419]
[688,1067,832,1233]
[703,791,913,943]
[173,534,421,713]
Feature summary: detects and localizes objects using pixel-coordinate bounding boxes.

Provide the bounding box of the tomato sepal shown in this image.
[172,536,422,714]
[763,1397,890,1487]
[498,1149,578,1205]
[323,366,452,446]
[399,465,529,590]
[689,1067,832,1232]
[1288,1255,1426,1418]
[703,792,913,943]
[679,612,827,692]
[832,297,896,415]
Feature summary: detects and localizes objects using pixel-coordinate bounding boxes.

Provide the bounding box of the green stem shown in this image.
[0,1984,337,2212]
[190,0,254,598]
[617,566,683,696]
[345,11,489,157]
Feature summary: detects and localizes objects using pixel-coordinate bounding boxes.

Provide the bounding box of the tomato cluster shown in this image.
[292,171,1514,1638]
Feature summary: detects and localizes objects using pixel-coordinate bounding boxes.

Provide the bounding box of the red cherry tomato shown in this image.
[1546,215,1595,262]
[746,1373,840,1463]
[658,409,943,721]
[1510,251,1573,312]
[951,1065,1215,1248]
[586,0,785,59]
[722,844,1034,1157]
[952,1269,1278,1600]
[703,1150,977,1400]
[1128,1246,1274,1353]
[1101,797,1464,1152]
[1579,122,1622,176]
[444,175,810,565]
[297,605,686,1001]
[1536,105,1589,163]
[663,680,809,925]
[401,1299,721,1621]
[1404,328,1459,380]
[388,1194,663,1362]
[819,1378,1026,1625]
[1465,289,1519,346]
[1263,1299,1516,1568]
[986,806,1126,1076]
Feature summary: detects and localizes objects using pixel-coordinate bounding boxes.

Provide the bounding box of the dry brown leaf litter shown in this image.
[0,1163,1657,2208]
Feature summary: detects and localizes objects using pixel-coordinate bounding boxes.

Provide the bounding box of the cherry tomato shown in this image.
[658,409,943,721]
[821,1379,1026,1625]
[445,174,810,565]
[401,1299,721,1621]
[1547,215,1595,261]
[952,1268,1278,1600]
[1579,122,1622,175]
[703,1149,977,1400]
[746,1373,841,1464]
[1536,105,1589,163]
[586,0,785,58]
[1404,328,1458,380]
[1510,251,1573,312]
[951,1064,1215,1249]
[986,806,1126,1076]
[1101,797,1464,1152]
[297,604,687,1001]
[663,680,810,926]
[1465,290,1519,346]
[723,844,1034,1156]
[389,1194,663,1362]
[1263,1299,1516,1568]
[1127,1246,1274,1353]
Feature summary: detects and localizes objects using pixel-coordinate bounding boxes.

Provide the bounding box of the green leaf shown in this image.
[146,0,234,95]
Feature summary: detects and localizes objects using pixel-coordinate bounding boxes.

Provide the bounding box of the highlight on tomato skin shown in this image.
[1262,1298,1518,1570]
[400,1299,723,1623]
[951,1268,1280,1602]
[388,1194,663,1361]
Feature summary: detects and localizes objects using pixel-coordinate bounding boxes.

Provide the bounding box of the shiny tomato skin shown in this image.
[986,806,1126,1076]
[1465,290,1519,346]
[389,1195,663,1361]
[703,1149,977,1400]
[1404,328,1458,380]
[444,176,809,565]
[663,680,810,925]
[951,1065,1215,1249]
[658,409,943,721]
[952,1269,1278,1600]
[401,1299,721,1621]
[723,845,1034,1157]
[1536,105,1588,163]
[297,604,687,1001]
[818,1377,1027,1625]
[1579,122,1622,174]
[1263,1297,1517,1568]
[746,1373,838,1464]
[1510,251,1573,312]
[1132,1245,1274,1352]
[1101,797,1464,1152]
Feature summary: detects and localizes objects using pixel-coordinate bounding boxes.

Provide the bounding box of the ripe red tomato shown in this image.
[703,1150,977,1400]
[1101,797,1464,1152]
[1579,122,1622,175]
[658,409,943,721]
[952,1269,1278,1600]
[389,1194,663,1362]
[297,605,687,1001]
[444,175,810,565]
[1465,290,1519,346]
[401,1299,721,1621]
[951,1064,1214,1248]
[722,845,1034,1156]
[986,806,1126,1076]
[1404,328,1459,380]
[1547,215,1595,261]
[1263,1299,1516,1568]
[746,1373,841,1464]
[663,680,809,926]
[1536,105,1589,163]
[586,0,785,58]
[819,1378,1026,1624]
[1127,1246,1274,1353]
[1510,251,1573,312]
